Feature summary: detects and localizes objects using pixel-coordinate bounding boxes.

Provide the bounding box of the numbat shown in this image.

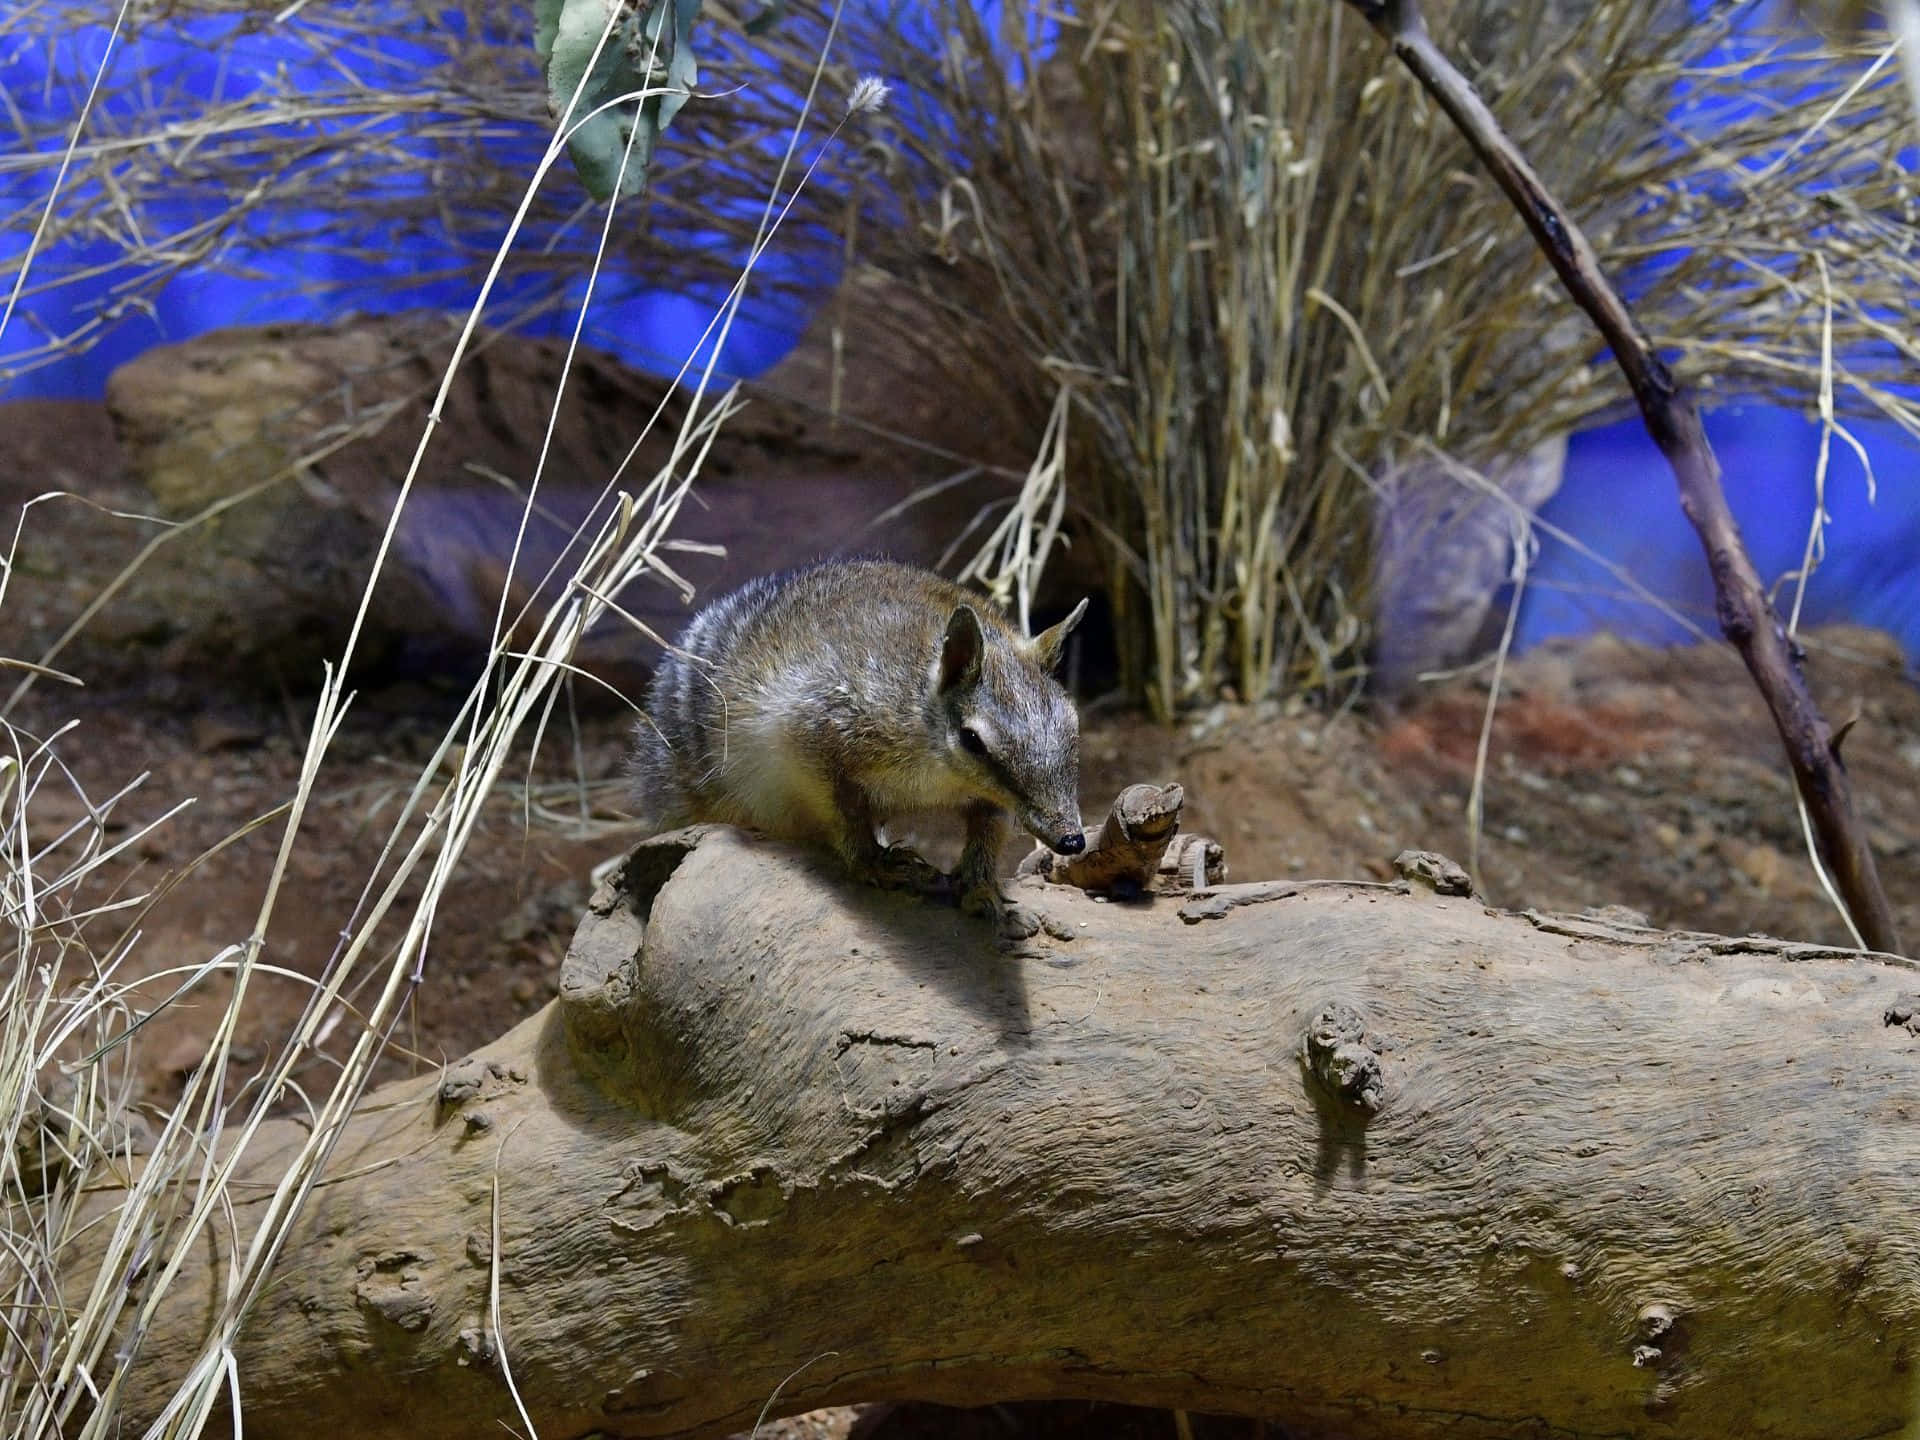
[629,559,1088,915]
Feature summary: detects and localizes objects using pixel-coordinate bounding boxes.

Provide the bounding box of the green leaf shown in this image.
[533,0,706,204]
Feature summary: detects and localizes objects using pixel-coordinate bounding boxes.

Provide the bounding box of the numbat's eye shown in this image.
[959,726,988,756]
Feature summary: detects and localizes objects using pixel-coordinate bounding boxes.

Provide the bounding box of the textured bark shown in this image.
[79,827,1920,1439]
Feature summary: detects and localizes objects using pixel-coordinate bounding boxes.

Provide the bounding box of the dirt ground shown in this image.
[5,397,1918,1439]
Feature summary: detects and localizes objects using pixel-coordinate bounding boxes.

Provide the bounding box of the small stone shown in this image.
[1186,701,1231,742]
[191,712,266,754]
[1613,766,1643,788]
[1737,842,1785,892]
[1653,822,1683,852]
[1393,850,1473,896]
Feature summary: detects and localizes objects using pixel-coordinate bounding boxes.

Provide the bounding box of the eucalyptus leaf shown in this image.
[533,0,706,203]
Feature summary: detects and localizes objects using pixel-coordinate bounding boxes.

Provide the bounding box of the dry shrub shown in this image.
[694,1,1920,714]
[7,4,1916,714]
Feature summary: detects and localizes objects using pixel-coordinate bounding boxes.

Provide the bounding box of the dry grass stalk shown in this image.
[0,8,880,1435]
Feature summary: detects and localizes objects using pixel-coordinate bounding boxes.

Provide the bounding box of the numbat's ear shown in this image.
[939,605,986,694]
[1026,597,1089,671]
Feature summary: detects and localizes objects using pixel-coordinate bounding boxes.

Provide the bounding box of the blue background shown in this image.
[3,5,1915,668]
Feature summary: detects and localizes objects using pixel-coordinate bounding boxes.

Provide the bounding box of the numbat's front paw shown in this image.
[996,900,1044,940]
[959,882,1004,919]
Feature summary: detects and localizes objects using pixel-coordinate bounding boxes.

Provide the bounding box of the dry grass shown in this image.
[684,1,1920,715]
[0,6,877,1435]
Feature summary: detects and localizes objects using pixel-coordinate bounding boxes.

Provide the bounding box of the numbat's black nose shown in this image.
[1054,832,1086,855]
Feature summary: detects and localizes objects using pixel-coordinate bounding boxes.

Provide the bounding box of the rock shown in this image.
[496,880,586,946]
[1732,840,1787,893]
[1370,434,1567,698]
[94,310,1018,698]
[190,711,266,754]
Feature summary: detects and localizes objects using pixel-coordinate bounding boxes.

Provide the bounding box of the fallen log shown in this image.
[79,826,1920,1439]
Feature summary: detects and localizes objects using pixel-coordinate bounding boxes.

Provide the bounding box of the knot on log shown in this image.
[557,827,716,1111]
[455,1326,495,1371]
[1393,849,1473,897]
[1303,1003,1384,1114]
[1019,781,1190,897]
[1160,831,1227,891]
[434,1057,526,1139]
[1631,1301,1689,1402]
[1636,1302,1678,1345]
[351,1250,438,1336]
[1884,994,1920,1035]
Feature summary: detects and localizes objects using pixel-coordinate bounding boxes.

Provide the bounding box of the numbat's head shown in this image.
[935,598,1088,856]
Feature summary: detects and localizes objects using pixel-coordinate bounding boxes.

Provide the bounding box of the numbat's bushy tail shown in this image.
[629,559,1088,914]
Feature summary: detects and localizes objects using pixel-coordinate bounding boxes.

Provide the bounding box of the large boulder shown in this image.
[91,306,1018,698]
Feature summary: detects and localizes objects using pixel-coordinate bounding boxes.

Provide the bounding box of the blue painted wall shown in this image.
[1524,409,1920,661]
